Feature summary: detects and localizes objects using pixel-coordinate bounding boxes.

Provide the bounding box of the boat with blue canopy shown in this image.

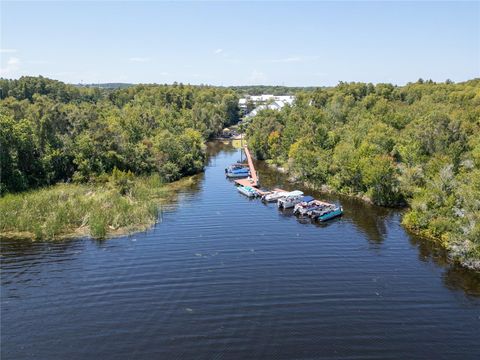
[293,196,331,216]
[225,164,250,178]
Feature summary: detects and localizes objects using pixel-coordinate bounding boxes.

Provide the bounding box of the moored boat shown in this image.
[293,197,330,216]
[305,204,327,218]
[311,205,343,222]
[293,196,314,215]
[237,185,258,198]
[262,190,288,203]
[277,190,304,209]
[225,164,249,178]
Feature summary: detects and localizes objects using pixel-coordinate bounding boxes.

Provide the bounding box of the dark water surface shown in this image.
[2,142,480,359]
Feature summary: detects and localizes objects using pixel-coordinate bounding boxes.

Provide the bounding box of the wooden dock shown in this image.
[256,188,287,196]
[233,146,287,196]
[234,146,259,187]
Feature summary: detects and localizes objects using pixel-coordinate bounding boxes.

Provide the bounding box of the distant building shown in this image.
[239,94,295,118]
[238,98,248,112]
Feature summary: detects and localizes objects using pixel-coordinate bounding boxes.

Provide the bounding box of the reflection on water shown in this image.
[1,141,479,360]
[254,155,395,244]
[408,234,480,297]
[251,142,480,298]
[443,266,480,297]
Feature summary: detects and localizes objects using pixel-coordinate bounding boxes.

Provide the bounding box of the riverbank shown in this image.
[264,160,377,204]
[401,222,480,271]
[263,160,480,271]
[0,174,198,240]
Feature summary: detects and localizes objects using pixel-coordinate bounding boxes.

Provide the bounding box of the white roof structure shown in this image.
[240,95,295,104]
[245,105,265,118]
[239,95,294,105]
[244,99,292,118]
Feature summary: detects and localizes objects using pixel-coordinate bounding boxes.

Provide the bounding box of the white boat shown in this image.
[237,185,258,198]
[294,198,333,216]
[262,190,288,203]
[305,202,331,217]
[277,190,304,209]
[293,196,316,215]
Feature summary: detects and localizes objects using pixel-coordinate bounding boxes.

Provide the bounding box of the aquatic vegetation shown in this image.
[0,76,238,239]
[0,174,191,240]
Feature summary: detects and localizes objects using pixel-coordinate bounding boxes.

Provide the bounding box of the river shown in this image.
[1,141,479,359]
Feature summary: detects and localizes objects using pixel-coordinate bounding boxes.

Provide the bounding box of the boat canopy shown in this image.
[287,190,304,197]
[230,167,249,173]
[302,196,315,203]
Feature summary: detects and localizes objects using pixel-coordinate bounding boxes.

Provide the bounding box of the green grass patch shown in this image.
[0,174,195,240]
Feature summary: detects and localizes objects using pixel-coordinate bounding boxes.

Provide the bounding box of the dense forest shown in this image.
[77,83,133,89]
[228,85,317,96]
[246,79,480,268]
[75,84,316,95]
[0,76,239,194]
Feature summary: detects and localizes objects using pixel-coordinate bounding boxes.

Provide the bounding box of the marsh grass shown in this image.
[0,174,194,240]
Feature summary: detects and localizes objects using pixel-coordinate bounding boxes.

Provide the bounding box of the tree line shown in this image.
[246,79,480,268]
[227,85,318,96]
[0,76,239,194]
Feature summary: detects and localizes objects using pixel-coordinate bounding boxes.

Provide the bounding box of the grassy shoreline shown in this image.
[0,174,199,241]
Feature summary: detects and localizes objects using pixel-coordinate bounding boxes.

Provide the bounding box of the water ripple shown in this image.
[2,144,480,360]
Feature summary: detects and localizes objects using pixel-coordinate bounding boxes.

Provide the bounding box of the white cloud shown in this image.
[214,48,223,54]
[129,57,151,63]
[0,48,17,53]
[0,57,21,76]
[248,70,267,83]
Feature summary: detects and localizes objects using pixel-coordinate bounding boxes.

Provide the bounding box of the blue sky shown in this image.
[1,1,479,86]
